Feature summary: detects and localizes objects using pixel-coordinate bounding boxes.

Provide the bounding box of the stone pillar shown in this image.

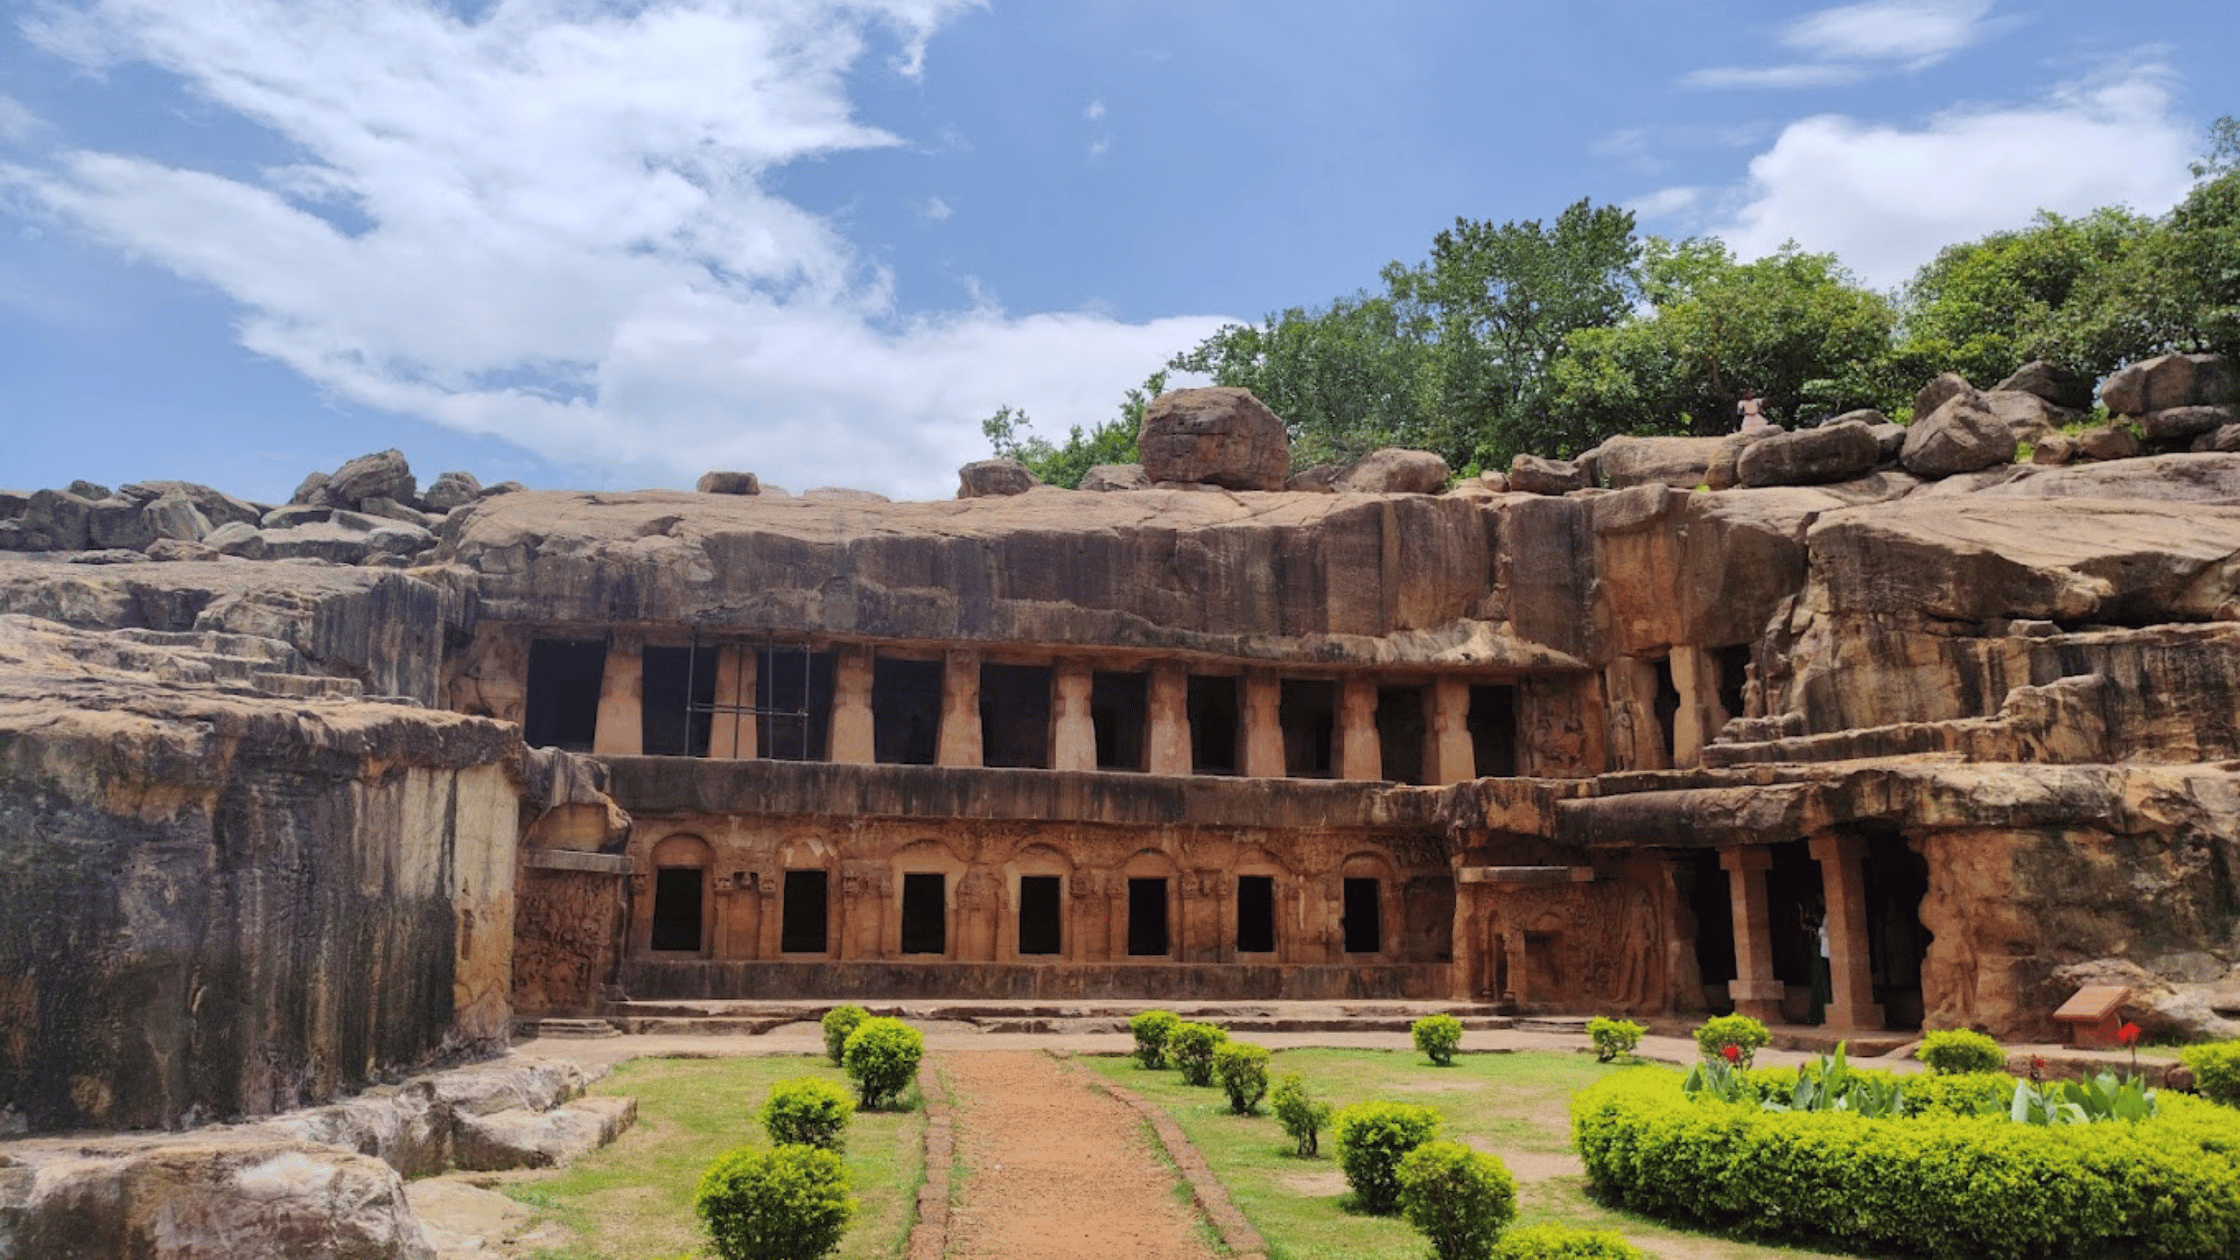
[1051,660,1096,772]
[1241,670,1285,778]
[1603,657,1668,772]
[1449,873,1482,1001]
[1503,923,1531,1005]
[1147,663,1191,776]
[828,646,876,764]
[1810,832,1886,1032]
[1337,678,1382,781]
[1719,846,1784,1023]
[936,650,982,768]
[1669,645,1717,769]
[1426,677,1475,785]
[592,635,643,756]
[708,645,757,760]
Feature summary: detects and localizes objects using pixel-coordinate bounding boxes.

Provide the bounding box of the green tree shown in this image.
[1390,199,1643,465]
[1166,291,1436,469]
[980,369,1169,488]
[1896,207,2148,385]
[1549,239,1899,439]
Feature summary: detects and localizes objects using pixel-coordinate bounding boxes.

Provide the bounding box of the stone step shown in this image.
[250,671,365,699]
[515,1018,623,1039]
[1515,1016,1593,1034]
[597,1007,1518,1038]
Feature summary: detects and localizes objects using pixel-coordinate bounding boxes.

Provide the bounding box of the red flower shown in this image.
[1721,1043,1741,1064]
[2119,1022,2142,1047]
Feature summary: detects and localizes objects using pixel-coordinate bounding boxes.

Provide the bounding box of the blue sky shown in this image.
[1,0,2231,504]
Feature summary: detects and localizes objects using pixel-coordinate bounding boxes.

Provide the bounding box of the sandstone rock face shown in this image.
[2075,425,2140,460]
[1736,423,1881,487]
[956,458,1040,498]
[694,470,759,496]
[1507,454,1586,495]
[2197,424,2240,453]
[2032,435,2076,465]
[1081,463,1151,492]
[1901,392,2017,477]
[1996,360,2093,411]
[1981,389,2081,441]
[451,1096,637,1172]
[1590,436,1726,490]
[1704,429,1779,491]
[1137,387,1291,490]
[2102,352,2238,416]
[1331,447,1449,494]
[0,617,519,1131]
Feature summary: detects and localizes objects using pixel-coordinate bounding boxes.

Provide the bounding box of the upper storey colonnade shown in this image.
[520,632,1531,787]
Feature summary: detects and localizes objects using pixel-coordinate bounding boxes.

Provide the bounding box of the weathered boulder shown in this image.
[1137,387,1290,490]
[480,480,525,498]
[360,496,437,528]
[1478,470,1509,494]
[1901,393,2017,478]
[1867,422,1907,461]
[17,489,94,552]
[1081,463,1151,492]
[1590,436,1725,490]
[421,471,483,512]
[2140,404,2239,442]
[0,491,26,520]
[2102,352,2238,416]
[1737,423,1882,487]
[451,1096,637,1172]
[2075,425,2141,461]
[291,469,333,507]
[694,470,759,496]
[263,503,335,530]
[87,496,159,551]
[66,479,112,501]
[147,492,215,542]
[957,458,1040,498]
[1332,448,1449,494]
[1982,389,2081,441]
[2032,435,2077,465]
[0,1140,437,1260]
[260,522,376,565]
[121,482,263,529]
[1995,360,2094,411]
[327,450,418,510]
[2195,425,2240,453]
[1704,428,1781,491]
[207,520,270,560]
[145,538,221,562]
[1913,371,1978,419]
[1507,454,1587,495]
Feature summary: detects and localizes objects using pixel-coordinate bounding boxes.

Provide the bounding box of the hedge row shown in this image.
[1570,1068,2240,1260]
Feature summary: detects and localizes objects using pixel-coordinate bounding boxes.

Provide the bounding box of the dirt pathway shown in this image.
[942,1051,1218,1260]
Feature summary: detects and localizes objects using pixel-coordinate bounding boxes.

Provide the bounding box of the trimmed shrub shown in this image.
[1571,1067,2240,1260]
[1489,1224,1645,1259]
[1920,1028,2005,1075]
[840,1017,923,1110]
[1692,1014,1771,1069]
[1169,1022,1229,1087]
[821,1005,869,1066]
[1130,1009,1182,1069]
[1272,1072,1333,1156]
[1587,1017,1645,1064]
[2184,1041,2240,1107]
[758,1077,853,1152]
[1899,1071,2014,1118]
[1214,1041,1271,1115]
[1413,1014,1465,1066]
[1397,1140,1516,1260]
[1333,1101,1442,1214]
[695,1144,855,1260]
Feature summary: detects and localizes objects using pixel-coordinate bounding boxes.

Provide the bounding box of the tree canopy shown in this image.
[981,115,2240,477]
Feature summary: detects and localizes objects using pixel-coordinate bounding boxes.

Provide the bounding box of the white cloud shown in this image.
[5,0,1224,499]
[1088,137,1109,158]
[1684,0,2000,90]
[917,194,953,221]
[1780,0,1995,66]
[0,94,41,144]
[1084,99,1105,121]
[1627,187,1702,219]
[1710,75,2197,289]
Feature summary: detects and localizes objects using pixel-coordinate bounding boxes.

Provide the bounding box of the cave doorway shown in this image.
[900,873,946,955]
[642,645,719,757]
[1343,877,1382,954]
[1862,826,1932,1030]
[1767,839,1822,1023]
[1187,676,1240,775]
[1018,876,1062,956]
[1375,685,1428,785]
[1127,878,1169,956]
[1469,684,1518,777]
[1236,875,1276,954]
[523,639,605,751]
[650,868,704,952]
[1690,849,1737,1011]
[980,663,1053,768]
[781,870,829,954]
[1091,671,1149,771]
[1281,679,1336,778]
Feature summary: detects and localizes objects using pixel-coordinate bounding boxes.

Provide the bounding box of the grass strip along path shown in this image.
[1087,1047,1854,1260]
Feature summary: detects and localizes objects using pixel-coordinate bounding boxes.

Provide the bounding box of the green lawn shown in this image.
[503,1055,924,1260]
[1084,1048,1844,1260]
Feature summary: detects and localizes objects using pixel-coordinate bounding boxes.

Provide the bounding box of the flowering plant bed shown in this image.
[1571,1066,2240,1260]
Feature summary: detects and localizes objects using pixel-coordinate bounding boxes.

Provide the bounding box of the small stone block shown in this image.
[2053,984,2130,1049]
